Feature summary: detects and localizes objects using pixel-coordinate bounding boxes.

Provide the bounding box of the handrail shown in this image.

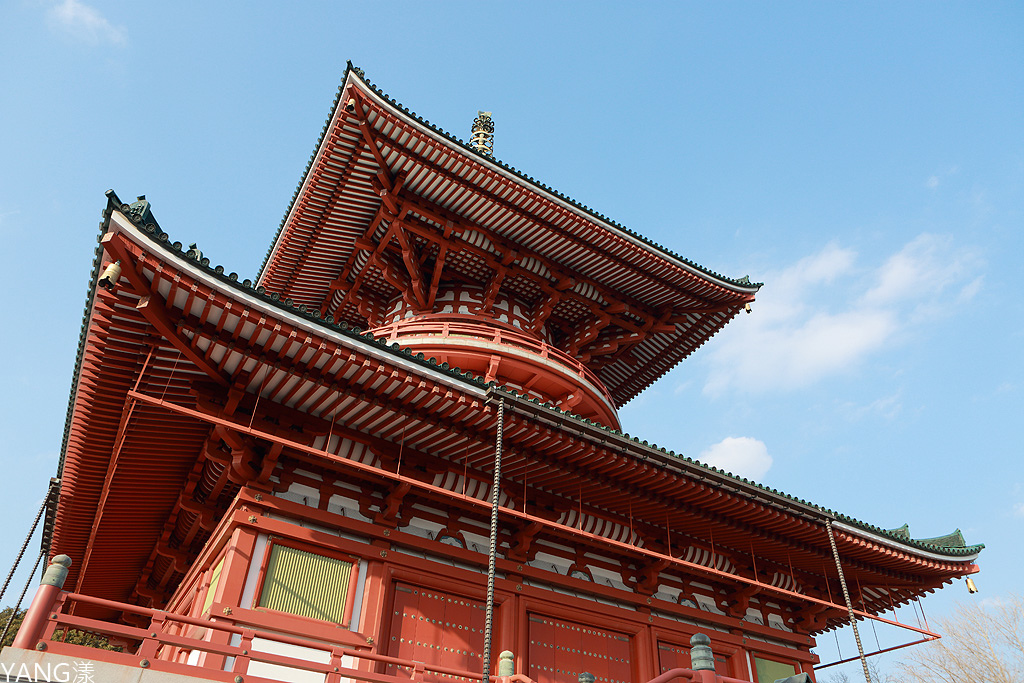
[27,590,511,683]
[372,317,616,406]
[14,558,765,683]
[645,668,752,683]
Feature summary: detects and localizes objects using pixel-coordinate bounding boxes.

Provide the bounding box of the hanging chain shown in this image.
[482,399,504,683]
[826,518,872,683]
[0,498,48,606]
[0,549,46,645]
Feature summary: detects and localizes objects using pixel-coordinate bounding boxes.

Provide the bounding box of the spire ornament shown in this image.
[470,111,494,157]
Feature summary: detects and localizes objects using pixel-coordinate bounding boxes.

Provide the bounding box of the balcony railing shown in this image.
[17,589,493,683]
[7,556,765,683]
[371,317,616,408]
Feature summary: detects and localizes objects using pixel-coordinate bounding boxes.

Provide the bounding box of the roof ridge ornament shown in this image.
[471,111,494,157]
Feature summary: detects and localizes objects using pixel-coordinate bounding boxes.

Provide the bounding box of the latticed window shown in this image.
[257,543,356,624]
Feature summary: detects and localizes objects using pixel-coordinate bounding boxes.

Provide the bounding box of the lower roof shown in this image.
[50,193,980,628]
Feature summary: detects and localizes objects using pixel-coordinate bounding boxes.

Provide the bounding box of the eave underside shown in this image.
[258,74,758,407]
[53,212,976,635]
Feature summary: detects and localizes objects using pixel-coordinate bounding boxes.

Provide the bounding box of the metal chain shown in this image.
[0,549,46,646]
[826,518,872,683]
[0,495,48,606]
[482,399,504,683]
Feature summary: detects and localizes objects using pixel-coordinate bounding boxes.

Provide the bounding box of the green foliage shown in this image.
[0,607,24,649]
[1,606,120,652]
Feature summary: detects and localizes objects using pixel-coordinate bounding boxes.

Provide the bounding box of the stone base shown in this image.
[0,649,210,683]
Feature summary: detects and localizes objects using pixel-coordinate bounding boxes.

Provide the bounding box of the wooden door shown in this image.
[528,614,633,683]
[385,582,490,682]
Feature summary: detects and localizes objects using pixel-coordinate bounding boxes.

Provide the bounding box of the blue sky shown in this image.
[1,1,1021,677]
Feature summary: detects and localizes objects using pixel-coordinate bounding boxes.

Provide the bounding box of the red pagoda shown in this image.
[3,64,981,683]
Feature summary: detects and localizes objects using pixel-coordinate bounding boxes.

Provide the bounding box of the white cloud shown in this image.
[956,276,984,304]
[48,0,126,46]
[925,165,958,190]
[1013,502,1024,518]
[705,308,896,396]
[703,234,983,397]
[757,242,857,324]
[672,379,693,395]
[976,595,1012,609]
[862,234,979,307]
[697,437,772,481]
[841,393,903,421]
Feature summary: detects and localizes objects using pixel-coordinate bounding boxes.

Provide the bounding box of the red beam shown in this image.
[126,389,942,640]
[814,636,939,670]
[101,232,229,387]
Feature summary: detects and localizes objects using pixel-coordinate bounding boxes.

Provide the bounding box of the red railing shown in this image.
[371,317,616,408]
[19,590,504,683]
[10,557,760,683]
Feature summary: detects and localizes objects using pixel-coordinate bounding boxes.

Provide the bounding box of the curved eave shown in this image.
[115,208,492,400]
[257,65,759,406]
[834,521,983,564]
[52,195,500,604]
[260,63,761,297]
[496,391,984,569]
[55,195,978,618]
[347,69,760,294]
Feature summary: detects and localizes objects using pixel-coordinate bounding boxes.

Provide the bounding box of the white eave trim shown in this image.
[112,212,487,400]
[832,520,980,564]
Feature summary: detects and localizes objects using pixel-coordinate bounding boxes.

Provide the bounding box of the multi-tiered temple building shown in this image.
[4,65,981,683]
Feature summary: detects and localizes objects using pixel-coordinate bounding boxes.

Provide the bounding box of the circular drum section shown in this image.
[372,286,620,428]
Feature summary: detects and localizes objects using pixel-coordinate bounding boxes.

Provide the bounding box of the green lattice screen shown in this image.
[257,544,353,622]
[753,656,798,682]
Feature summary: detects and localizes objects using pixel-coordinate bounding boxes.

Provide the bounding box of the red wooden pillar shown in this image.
[12,555,72,650]
[357,554,389,671]
[730,628,752,681]
[513,589,528,678]
[635,615,655,683]
[197,525,257,670]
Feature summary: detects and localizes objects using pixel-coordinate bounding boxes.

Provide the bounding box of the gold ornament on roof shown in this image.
[471,111,494,157]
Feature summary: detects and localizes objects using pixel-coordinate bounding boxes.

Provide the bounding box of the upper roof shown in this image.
[257,64,761,407]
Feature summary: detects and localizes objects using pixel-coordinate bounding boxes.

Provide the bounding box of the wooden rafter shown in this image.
[481,262,509,312]
[328,203,390,290]
[373,250,416,307]
[391,219,429,310]
[583,310,678,365]
[326,219,398,319]
[528,276,574,333]
[101,233,229,388]
[304,113,744,366]
[399,191,687,329]
[351,100,395,189]
[392,211,644,354]
[568,311,612,357]
[275,129,366,295]
[427,233,451,309]
[366,114,733,309]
